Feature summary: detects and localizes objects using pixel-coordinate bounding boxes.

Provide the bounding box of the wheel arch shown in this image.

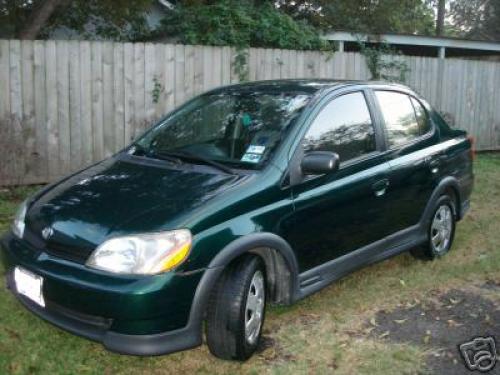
[184,232,299,347]
[208,232,300,305]
[420,176,462,233]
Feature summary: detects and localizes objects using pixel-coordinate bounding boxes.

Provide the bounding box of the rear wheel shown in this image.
[206,255,266,361]
[413,195,456,260]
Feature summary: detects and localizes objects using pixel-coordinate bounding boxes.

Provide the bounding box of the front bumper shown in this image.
[1,232,206,356]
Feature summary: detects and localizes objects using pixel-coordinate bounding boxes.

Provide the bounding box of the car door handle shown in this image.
[428,159,440,174]
[372,179,390,197]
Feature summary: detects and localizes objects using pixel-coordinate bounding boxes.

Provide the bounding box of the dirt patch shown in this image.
[255,313,321,363]
[256,336,296,363]
[366,287,500,375]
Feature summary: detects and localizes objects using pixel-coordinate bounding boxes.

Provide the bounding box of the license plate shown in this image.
[14,267,45,307]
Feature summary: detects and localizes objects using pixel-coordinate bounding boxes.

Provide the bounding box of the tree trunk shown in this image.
[436,0,446,36]
[17,0,68,40]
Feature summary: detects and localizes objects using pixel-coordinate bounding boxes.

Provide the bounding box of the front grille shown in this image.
[44,241,93,264]
[23,226,93,264]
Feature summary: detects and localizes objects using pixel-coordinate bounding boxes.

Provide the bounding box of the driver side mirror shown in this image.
[301,151,340,175]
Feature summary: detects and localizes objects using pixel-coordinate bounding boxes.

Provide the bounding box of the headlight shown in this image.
[12,200,28,238]
[86,229,192,275]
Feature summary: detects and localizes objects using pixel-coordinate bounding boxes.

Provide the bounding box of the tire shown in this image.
[412,195,456,260]
[206,254,266,361]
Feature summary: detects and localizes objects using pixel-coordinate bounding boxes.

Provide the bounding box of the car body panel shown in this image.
[285,155,392,272]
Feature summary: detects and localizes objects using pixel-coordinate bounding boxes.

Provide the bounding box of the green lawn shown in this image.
[0,154,499,374]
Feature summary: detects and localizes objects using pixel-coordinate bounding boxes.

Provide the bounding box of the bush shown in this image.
[159,0,329,51]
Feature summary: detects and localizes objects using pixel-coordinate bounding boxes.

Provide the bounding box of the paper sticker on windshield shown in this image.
[246,145,266,155]
[241,153,262,164]
[242,114,252,127]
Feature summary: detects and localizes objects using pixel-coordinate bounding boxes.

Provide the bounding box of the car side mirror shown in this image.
[301,151,340,175]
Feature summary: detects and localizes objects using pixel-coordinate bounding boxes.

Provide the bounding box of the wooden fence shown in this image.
[1,40,499,185]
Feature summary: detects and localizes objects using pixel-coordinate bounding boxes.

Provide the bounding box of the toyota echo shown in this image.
[1,80,474,360]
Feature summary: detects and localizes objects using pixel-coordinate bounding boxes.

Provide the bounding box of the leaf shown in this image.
[399,279,406,287]
[363,327,375,335]
[370,317,378,327]
[379,331,390,338]
[394,319,408,324]
[447,319,463,327]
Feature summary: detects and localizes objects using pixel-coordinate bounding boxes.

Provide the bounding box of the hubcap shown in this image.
[431,204,453,253]
[245,270,265,345]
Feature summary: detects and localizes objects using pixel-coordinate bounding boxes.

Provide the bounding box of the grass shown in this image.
[0,154,499,374]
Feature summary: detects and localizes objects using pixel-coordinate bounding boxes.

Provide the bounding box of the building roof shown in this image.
[323,31,500,56]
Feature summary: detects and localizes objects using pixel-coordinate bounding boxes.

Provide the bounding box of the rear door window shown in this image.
[410,97,431,135]
[375,91,420,147]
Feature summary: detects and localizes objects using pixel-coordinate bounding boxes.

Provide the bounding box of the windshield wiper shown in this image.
[150,151,184,165]
[159,150,236,175]
[130,144,184,165]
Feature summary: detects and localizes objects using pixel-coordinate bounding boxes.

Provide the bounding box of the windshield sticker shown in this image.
[241,153,262,164]
[246,145,266,154]
[242,113,252,127]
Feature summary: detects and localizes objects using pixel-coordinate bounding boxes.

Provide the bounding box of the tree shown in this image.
[448,0,500,41]
[436,0,446,35]
[17,0,68,39]
[279,0,436,35]
[0,0,156,40]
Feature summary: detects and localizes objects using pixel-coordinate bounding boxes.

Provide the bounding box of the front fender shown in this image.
[181,231,300,349]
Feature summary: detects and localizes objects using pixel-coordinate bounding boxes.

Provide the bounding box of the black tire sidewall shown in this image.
[233,258,266,359]
[206,255,266,361]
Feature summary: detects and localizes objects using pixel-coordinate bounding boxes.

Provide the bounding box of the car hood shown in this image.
[25,155,243,251]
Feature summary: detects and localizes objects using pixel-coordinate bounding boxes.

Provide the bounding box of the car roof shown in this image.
[206,79,411,95]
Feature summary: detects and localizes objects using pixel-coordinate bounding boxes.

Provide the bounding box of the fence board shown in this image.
[184,44,195,102]
[9,40,23,180]
[102,42,115,158]
[69,41,82,170]
[1,40,500,185]
[495,66,500,148]
[79,41,93,166]
[91,42,104,162]
[33,41,48,182]
[152,43,165,120]
[123,43,135,145]
[144,43,156,125]
[45,41,59,179]
[163,44,175,116]
[0,41,10,183]
[134,43,145,137]
[21,40,35,180]
[113,43,125,151]
[174,44,185,106]
[221,46,231,84]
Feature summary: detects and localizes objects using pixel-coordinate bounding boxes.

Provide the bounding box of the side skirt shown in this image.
[296,225,426,300]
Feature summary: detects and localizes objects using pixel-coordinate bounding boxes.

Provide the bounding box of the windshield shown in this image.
[135,90,312,169]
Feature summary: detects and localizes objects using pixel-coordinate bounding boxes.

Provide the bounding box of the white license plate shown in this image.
[14,267,45,307]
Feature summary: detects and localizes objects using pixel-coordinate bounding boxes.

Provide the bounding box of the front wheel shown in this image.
[206,255,266,361]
